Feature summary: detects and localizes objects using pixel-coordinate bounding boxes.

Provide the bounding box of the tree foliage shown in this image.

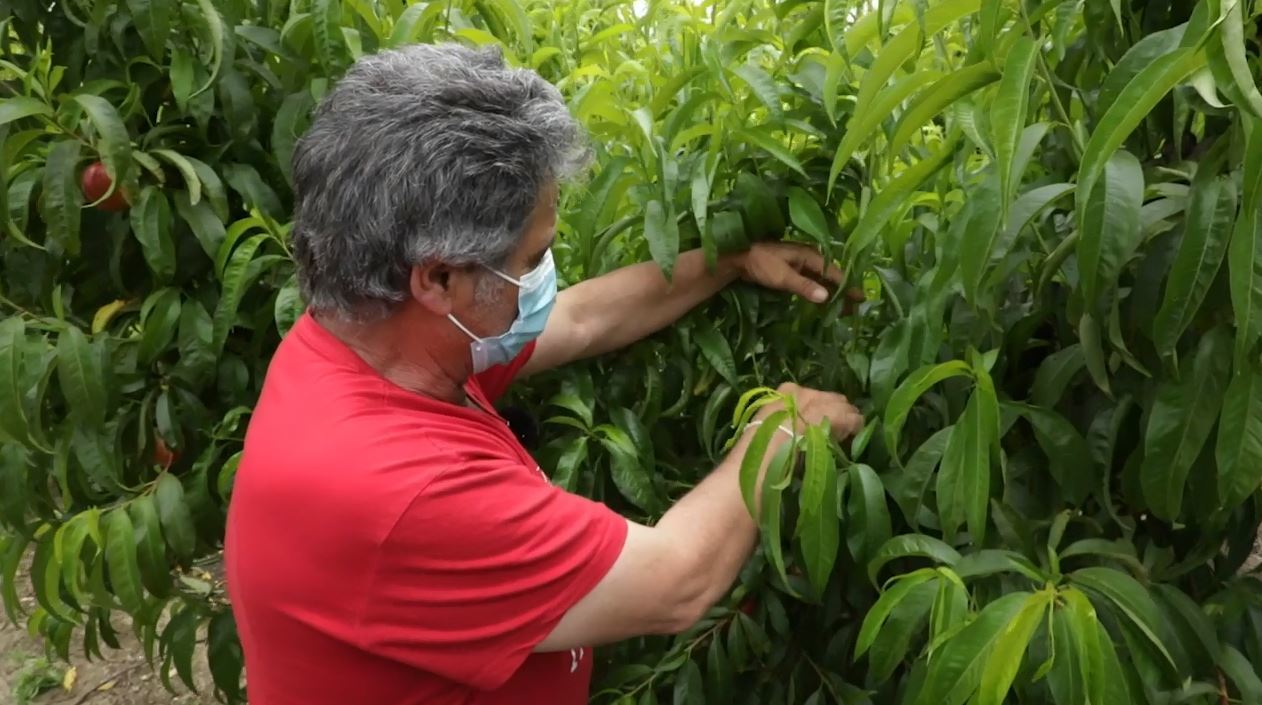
[2,0,1262,703]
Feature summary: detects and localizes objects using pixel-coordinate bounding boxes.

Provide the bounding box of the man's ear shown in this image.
[409,262,455,316]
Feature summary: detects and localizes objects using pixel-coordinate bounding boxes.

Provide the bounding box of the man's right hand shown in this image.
[757,382,865,441]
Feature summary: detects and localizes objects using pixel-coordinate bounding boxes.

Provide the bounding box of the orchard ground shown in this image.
[0,553,215,705]
[3,538,1262,705]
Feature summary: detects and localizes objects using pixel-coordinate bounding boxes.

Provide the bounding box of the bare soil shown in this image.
[0,556,214,705]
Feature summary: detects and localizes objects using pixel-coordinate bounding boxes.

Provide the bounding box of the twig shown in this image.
[66,662,147,705]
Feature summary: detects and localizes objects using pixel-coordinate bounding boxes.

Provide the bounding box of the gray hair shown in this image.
[289,42,592,321]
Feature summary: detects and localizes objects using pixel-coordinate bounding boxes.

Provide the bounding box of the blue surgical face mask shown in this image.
[448,249,557,374]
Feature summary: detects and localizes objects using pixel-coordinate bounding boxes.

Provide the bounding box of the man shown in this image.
[223,42,863,705]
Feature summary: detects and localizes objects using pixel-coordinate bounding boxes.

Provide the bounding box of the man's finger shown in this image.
[782,268,830,303]
[785,246,845,285]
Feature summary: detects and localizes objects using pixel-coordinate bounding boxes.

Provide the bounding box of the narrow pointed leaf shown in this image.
[1077,150,1144,314]
[1077,49,1205,229]
[1217,360,1262,510]
[1153,175,1238,356]
[992,37,1039,205]
[1141,327,1232,520]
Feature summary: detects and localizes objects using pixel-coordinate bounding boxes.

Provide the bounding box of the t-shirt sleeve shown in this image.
[354,446,628,690]
[473,339,537,403]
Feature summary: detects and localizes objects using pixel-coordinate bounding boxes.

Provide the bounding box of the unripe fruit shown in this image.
[80,161,130,212]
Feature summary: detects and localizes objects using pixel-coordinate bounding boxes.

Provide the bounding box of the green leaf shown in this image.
[850,0,983,168]
[155,474,196,563]
[889,62,1001,156]
[760,443,795,592]
[1070,566,1177,674]
[162,605,200,692]
[128,495,170,598]
[169,49,195,111]
[56,511,96,611]
[888,427,950,528]
[736,128,806,178]
[207,612,243,698]
[1152,584,1218,672]
[734,172,784,238]
[599,425,654,511]
[705,632,732,704]
[388,3,429,46]
[1,534,28,622]
[883,360,972,458]
[788,187,831,245]
[190,0,226,98]
[73,95,133,189]
[644,200,680,280]
[126,0,172,59]
[918,592,1031,705]
[975,592,1051,705]
[1153,175,1238,356]
[151,149,202,206]
[731,63,783,119]
[42,139,83,256]
[103,509,144,612]
[868,577,938,681]
[1015,404,1094,504]
[272,95,315,186]
[138,288,181,366]
[937,389,994,544]
[855,568,937,661]
[1229,121,1262,358]
[1217,360,1262,511]
[958,170,1004,302]
[673,658,703,705]
[830,70,943,185]
[991,37,1039,206]
[186,156,228,220]
[312,0,344,72]
[1141,326,1233,520]
[1096,24,1187,117]
[868,534,962,585]
[1032,345,1084,408]
[843,134,960,259]
[739,409,791,517]
[130,186,176,282]
[31,532,77,622]
[845,463,891,573]
[694,321,738,387]
[953,549,1045,582]
[173,191,225,260]
[274,273,305,337]
[989,182,1075,279]
[212,233,267,354]
[1078,313,1111,396]
[0,318,31,447]
[1076,49,1205,230]
[1220,644,1262,704]
[57,326,107,429]
[1207,0,1262,118]
[1077,150,1144,315]
[0,96,53,127]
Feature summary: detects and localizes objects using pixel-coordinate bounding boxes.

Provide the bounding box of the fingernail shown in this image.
[812,288,828,302]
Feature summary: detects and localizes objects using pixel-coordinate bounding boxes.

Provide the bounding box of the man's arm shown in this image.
[520,243,844,377]
[534,384,862,652]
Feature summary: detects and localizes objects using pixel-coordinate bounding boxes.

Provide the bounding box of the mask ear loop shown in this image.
[447,312,483,342]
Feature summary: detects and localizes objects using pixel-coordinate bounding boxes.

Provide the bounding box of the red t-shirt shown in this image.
[224,312,628,705]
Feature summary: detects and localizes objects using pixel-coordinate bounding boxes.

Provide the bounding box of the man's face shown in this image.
[465,183,558,338]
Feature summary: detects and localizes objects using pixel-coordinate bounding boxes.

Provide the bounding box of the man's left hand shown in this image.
[731,242,862,305]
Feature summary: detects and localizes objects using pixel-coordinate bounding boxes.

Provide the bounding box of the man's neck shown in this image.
[314,312,470,406]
